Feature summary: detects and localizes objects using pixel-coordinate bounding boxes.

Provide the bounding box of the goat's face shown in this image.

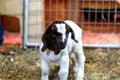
[42,21,78,54]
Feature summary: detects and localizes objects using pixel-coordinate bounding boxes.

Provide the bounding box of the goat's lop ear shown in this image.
[41,21,58,52]
[41,31,49,52]
[66,23,78,43]
[65,23,78,43]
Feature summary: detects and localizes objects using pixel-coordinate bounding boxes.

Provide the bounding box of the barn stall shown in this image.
[0,0,120,80]
[23,0,120,48]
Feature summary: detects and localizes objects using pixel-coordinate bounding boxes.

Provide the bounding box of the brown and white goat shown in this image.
[39,20,85,80]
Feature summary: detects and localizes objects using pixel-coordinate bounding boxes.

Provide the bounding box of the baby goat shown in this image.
[39,20,85,80]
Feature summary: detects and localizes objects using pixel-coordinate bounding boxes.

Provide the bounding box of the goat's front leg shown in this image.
[41,57,49,80]
[58,50,69,80]
[76,49,85,80]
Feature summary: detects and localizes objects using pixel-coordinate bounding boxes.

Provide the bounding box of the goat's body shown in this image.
[40,20,85,80]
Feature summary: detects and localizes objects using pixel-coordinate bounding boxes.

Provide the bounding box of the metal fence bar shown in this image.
[83,44,120,48]
[23,0,29,49]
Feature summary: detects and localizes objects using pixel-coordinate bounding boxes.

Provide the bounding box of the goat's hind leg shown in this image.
[76,49,85,80]
[73,44,86,80]
[70,52,79,77]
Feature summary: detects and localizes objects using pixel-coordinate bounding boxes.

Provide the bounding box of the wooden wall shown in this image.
[45,0,67,28]
[45,0,120,33]
[80,1,120,33]
[81,1,120,9]
[45,0,81,28]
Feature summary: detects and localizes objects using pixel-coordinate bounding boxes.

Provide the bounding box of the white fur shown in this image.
[56,23,66,42]
[40,20,85,80]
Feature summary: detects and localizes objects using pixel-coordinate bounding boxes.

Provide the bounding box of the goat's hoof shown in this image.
[76,77,83,80]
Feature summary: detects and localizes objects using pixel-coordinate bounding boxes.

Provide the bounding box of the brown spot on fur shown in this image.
[46,49,50,55]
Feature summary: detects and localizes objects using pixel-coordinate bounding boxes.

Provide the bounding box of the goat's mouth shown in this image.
[49,39,65,54]
[51,41,64,49]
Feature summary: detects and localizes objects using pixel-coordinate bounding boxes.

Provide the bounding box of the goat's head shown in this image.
[42,21,78,54]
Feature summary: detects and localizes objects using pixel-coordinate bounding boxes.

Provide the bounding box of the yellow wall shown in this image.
[0,0,45,42]
[0,0,23,33]
[0,0,23,15]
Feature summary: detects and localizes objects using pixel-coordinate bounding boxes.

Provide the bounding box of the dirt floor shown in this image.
[0,45,120,80]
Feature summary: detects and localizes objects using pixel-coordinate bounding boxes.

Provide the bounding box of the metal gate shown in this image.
[23,0,120,48]
[23,0,44,48]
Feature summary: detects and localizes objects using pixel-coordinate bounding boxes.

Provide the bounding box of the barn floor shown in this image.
[0,45,120,80]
